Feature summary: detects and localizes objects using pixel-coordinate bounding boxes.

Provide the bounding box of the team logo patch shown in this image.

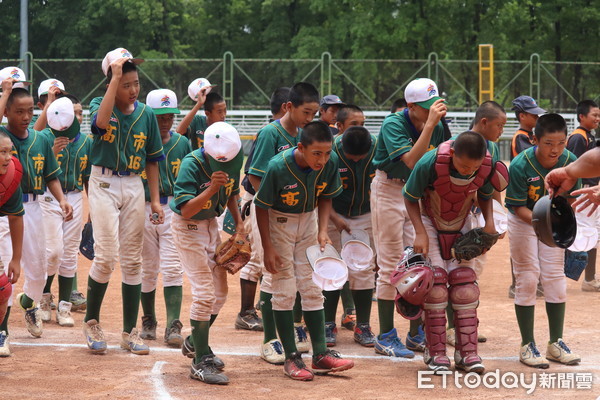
[277,217,287,223]
[161,95,170,107]
[50,80,59,87]
[187,224,198,231]
[99,182,110,189]
[216,156,229,161]
[10,68,20,79]
[277,144,290,152]
[44,196,53,202]
[527,176,540,183]
[110,117,118,123]
[427,84,437,97]
[121,49,132,58]
[284,183,298,190]
[339,168,348,173]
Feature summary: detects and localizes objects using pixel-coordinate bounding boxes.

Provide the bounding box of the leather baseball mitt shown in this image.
[215,233,251,274]
[451,228,499,262]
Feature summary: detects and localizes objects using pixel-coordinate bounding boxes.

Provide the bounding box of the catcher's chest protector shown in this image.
[423,141,491,259]
[0,157,23,208]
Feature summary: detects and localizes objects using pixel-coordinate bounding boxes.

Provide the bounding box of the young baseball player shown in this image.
[39,94,92,327]
[404,131,505,373]
[506,113,581,368]
[176,88,226,151]
[0,80,73,338]
[248,82,320,362]
[319,95,345,135]
[371,78,447,358]
[82,48,164,355]
[32,78,66,131]
[566,100,600,292]
[236,87,290,334]
[325,120,378,348]
[170,121,245,385]
[138,89,190,347]
[254,120,354,381]
[390,98,407,113]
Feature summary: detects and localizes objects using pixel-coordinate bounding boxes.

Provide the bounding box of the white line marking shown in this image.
[151,361,174,400]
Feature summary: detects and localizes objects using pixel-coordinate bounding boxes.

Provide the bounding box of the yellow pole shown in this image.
[478,44,494,103]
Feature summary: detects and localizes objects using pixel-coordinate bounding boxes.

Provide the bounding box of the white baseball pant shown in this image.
[239,190,263,283]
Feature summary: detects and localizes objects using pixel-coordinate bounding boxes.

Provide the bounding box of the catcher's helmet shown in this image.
[531,195,576,249]
[390,247,434,320]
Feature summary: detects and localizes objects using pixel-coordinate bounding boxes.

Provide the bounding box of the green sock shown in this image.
[446,302,455,329]
[260,291,277,343]
[585,249,596,281]
[323,289,340,323]
[84,276,109,323]
[352,289,373,324]
[140,289,156,320]
[273,310,298,358]
[58,275,75,303]
[377,299,395,336]
[304,309,328,355]
[72,273,79,292]
[164,286,182,327]
[515,304,535,346]
[20,293,34,309]
[292,292,303,323]
[122,283,141,333]
[546,302,566,343]
[340,281,355,311]
[409,317,423,337]
[43,274,55,294]
[0,307,10,334]
[210,314,217,326]
[190,319,211,362]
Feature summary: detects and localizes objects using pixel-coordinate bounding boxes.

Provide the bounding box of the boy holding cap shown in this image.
[177,80,227,151]
[170,121,245,385]
[82,48,164,355]
[39,94,92,327]
[0,76,73,338]
[139,88,190,346]
[32,78,66,131]
[325,122,378,348]
[319,95,345,135]
[254,121,354,381]
[371,77,447,358]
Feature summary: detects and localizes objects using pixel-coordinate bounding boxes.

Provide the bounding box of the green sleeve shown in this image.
[83,136,93,181]
[505,157,528,208]
[381,115,413,162]
[319,152,343,199]
[254,161,277,209]
[0,185,24,216]
[402,150,437,202]
[145,110,164,161]
[477,182,495,200]
[172,155,202,210]
[89,97,102,117]
[249,126,278,177]
[43,134,62,182]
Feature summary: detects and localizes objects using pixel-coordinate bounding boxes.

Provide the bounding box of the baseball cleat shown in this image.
[70,290,87,311]
[406,325,426,352]
[294,323,310,353]
[312,349,354,375]
[140,315,157,340]
[182,336,224,369]
[0,331,10,357]
[83,319,107,354]
[260,339,285,365]
[164,319,183,347]
[353,322,376,347]
[56,301,74,327]
[190,354,229,385]
[374,328,414,358]
[325,321,337,347]
[284,352,314,381]
[235,309,263,331]
[581,279,600,292]
[17,293,43,338]
[519,342,549,369]
[546,339,581,365]
[40,293,53,322]
[454,350,485,374]
[120,328,150,355]
[341,308,356,331]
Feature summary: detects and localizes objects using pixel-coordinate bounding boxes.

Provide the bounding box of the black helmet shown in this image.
[531,195,576,248]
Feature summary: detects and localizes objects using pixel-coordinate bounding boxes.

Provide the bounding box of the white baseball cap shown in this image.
[404,78,442,109]
[47,97,80,139]
[188,78,213,101]
[204,121,243,175]
[146,89,180,115]
[340,229,373,272]
[38,78,66,97]
[101,48,144,76]
[0,66,31,89]
[306,244,348,291]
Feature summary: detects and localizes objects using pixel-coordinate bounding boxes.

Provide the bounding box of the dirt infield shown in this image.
[3,230,600,399]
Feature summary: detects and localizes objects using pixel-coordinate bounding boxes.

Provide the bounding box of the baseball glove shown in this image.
[564,250,588,281]
[79,222,95,260]
[215,233,251,274]
[451,228,500,262]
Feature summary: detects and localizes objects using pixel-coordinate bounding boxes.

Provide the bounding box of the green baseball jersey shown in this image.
[170,148,240,220]
[0,184,24,217]
[403,148,494,202]
[142,132,191,201]
[249,121,299,178]
[372,110,445,181]
[1,127,62,194]
[28,115,39,129]
[254,147,343,214]
[332,133,377,217]
[505,147,580,212]
[186,115,208,151]
[89,97,164,173]
[43,131,93,192]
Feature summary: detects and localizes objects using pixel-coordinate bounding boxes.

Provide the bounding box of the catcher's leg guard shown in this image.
[423,267,450,372]
[449,267,484,374]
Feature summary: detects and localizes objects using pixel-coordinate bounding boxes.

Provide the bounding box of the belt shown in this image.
[101,167,131,176]
[23,194,38,203]
[160,196,169,205]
